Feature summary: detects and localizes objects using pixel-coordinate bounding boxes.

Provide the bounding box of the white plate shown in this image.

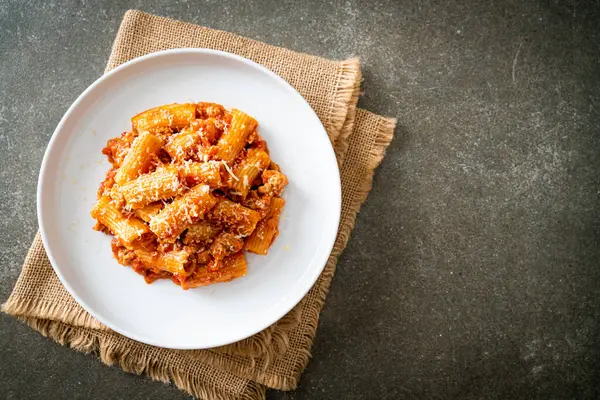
[38,49,341,349]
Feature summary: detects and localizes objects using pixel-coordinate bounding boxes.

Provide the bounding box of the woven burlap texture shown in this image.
[2,10,396,400]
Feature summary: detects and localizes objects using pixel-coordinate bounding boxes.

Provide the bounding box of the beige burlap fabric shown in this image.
[2,10,396,400]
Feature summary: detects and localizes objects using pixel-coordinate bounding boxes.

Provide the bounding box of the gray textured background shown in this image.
[1,0,600,399]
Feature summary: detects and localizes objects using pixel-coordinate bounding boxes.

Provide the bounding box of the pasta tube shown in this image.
[132,103,196,133]
[114,131,163,185]
[178,161,223,187]
[134,203,164,223]
[245,197,285,254]
[134,248,190,276]
[230,148,270,197]
[91,196,148,246]
[214,109,257,163]
[120,166,181,209]
[149,184,217,241]
[181,252,247,289]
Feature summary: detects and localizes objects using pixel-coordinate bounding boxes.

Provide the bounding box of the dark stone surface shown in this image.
[1,0,599,399]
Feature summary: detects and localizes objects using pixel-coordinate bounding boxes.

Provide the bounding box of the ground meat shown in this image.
[241,191,272,218]
[197,102,225,119]
[258,170,288,197]
[209,231,244,260]
[102,131,136,167]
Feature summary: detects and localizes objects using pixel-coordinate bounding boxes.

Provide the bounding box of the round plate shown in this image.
[37,49,341,349]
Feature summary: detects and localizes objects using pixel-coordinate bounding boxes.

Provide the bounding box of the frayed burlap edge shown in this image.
[273,114,397,390]
[327,57,361,149]
[334,67,361,166]
[2,297,107,331]
[7,314,264,400]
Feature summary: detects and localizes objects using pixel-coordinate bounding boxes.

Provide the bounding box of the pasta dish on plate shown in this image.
[90,102,288,289]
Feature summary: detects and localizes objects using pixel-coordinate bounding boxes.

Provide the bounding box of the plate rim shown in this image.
[36,48,342,349]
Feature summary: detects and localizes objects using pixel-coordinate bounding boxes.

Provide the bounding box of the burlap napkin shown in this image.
[2,10,396,400]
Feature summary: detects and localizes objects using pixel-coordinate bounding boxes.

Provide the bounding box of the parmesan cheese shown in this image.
[222,160,239,181]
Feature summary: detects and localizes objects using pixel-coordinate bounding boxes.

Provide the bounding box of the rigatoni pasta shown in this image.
[245,197,285,255]
[134,248,190,276]
[178,160,223,187]
[120,166,181,209]
[230,148,270,197]
[132,103,197,133]
[214,109,258,163]
[114,131,163,185]
[92,102,288,289]
[149,184,217,242]
[91,196,148,246]
[134,203,164,223]
[181,252,248,289]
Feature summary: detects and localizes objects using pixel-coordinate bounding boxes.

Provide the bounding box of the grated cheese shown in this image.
[222,160,239,181]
